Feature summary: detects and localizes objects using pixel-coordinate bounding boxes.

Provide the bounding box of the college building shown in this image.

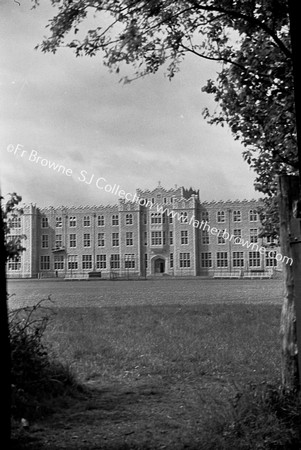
[6,184,282,279]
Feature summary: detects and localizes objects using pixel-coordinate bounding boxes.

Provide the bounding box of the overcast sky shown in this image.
[0,0,260,208]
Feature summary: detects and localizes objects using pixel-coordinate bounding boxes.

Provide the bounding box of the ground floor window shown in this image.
[216,252,228,268]
[170,253,173,269]
[265,250,277,267]
[124,254,135,269]
[201,252,212,268]
[54,255,64,270]
[8,255,21,271]
[96,254,106,269]
[82,254,92,270]
[179,252,190,268]
[40,255,50,270]
[68,255,78,270]
[110,254,120,269]
[249,251,261,267]
[232,252,244,267]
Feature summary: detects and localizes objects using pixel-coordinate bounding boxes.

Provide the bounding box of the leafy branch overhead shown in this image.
[32,0,297,197]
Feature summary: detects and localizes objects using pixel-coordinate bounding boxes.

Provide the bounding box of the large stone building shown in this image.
[6,184,283,279]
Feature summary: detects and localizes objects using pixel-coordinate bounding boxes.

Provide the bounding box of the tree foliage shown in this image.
[1,193,26,261]
[32,0,297,200]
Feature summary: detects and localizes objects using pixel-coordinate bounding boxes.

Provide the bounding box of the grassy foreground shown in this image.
[12,303,301,449]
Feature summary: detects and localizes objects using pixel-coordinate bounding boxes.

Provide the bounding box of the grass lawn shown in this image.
[12,302,286,449]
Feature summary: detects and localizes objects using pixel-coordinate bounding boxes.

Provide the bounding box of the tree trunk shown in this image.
[0,203,11,443]
[278,175,300,390]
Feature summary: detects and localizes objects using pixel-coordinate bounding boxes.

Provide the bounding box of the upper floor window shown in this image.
[249,209,258,222]
[217,211,225,223]
[98,215,105,226]
[250,228,258,243]
[233,210,241,222]
[55,216,62,228]
[83,215,90,227]
[125,214,133,225]
[69,216,76,227]
[41,217,48,228]
[180,212,188,224]
[151,213,162,225]
[112,214,119,226]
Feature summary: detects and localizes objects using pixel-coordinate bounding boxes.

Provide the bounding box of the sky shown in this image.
[0,0,260,208]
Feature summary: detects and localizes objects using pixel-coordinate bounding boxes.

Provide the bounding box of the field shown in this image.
[10,279,288,449]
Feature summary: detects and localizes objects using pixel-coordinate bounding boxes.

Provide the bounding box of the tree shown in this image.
[0,193,26,444]
[31,0,299,387]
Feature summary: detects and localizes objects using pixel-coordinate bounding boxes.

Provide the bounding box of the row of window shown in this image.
[200,251,278,268]
[203,209,258,224]
[37,208,259,230]
[201,228,259,245]
[41,230,191,249]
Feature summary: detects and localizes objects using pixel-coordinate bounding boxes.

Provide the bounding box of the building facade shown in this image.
[6,185,282,279]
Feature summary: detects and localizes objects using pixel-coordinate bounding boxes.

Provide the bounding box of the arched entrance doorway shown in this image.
[154,257,165,274]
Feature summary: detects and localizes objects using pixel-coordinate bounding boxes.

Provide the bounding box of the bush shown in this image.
[10,299,79,420]
[202,382,301,449]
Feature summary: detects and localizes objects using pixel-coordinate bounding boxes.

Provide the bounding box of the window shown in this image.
[125,214,133,225]
[217,211,225,223]
[98,215,105,226]
[54,255,64,270]
[233,252,244,267]
[144,231,147,246]
[82,254,92,270]
[217,252,228,268]
[233,210,241,222]
[145,253,148,269]
[9,216,21,228]
[179,253,190,268]
[201,252,212,268]
[180,212,188,224]
[83,233,91,248]
[83,215,91,227]
[124,254,135,269]
[112,214,119,226]
[151,197,155,204]
[151,231,162,246]
[96,254,106,269]
[169,215,173,224]
[250,229,258,243]
[169,231,173,245]
[40,255,50,270]
[202,230,209,245]
[112,232,119,247]
[41,217,48,228]
[126,232,133,246]
[55,234,62,248]
[69,233,76,248]
[144,214,147,225]
[68,255,78,270]
[110,254,120,269]
[41,234,49,249]
[151,213,162,224]
[170,253,174,268]
[98,232,105,247]
[55,216,62,228]
[69,216,76,227]
[218,230,226,245]
[265,250,277,267]
[249,209,258,222]
[163,197,167,204]
[202,211,209,222]
[163,231,166,245]
[8,255,21,270]
[233,229,242,244]
[181,230,188,245]
[249,251,261,267]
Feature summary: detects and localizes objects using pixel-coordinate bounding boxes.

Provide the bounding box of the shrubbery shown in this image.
[10,299,79,420]
[203,382,301,449]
